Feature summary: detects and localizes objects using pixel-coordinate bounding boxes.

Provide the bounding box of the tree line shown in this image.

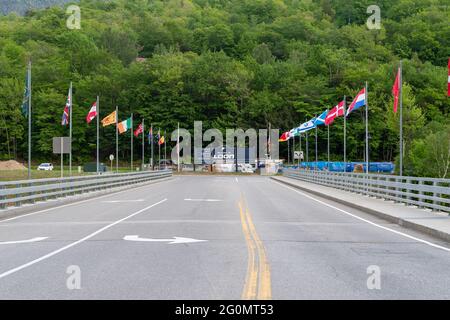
[0,0,448,177]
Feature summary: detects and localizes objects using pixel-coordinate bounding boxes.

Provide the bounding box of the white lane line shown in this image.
[123,235,207,244]
[0,237,48,245]
[184,199,223,202]
[271,180,450,253]
[102,200,145,203]
[0,199,167,280]
[0,177,174,224]
[235,177,239,183]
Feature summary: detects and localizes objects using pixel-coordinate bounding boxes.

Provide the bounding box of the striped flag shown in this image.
[346,88,366,116]
[86,101,97,124]
[298,118,316,133]
[61,89,71,126]
[118,117,132,134]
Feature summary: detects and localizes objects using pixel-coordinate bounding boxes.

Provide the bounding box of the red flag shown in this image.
[392,67,400,113]
[325,101,345,125]
[278,131,290,142]
[134,123,143,137]
[447,58,450,96]
[86,101,97,124]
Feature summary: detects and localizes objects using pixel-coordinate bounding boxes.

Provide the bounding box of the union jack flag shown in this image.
[61,89,71,126]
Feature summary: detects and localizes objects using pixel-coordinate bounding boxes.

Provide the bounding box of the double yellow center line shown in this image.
[238,194,272,300]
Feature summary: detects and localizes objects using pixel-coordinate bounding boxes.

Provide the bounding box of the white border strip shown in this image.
[271,180,450,253]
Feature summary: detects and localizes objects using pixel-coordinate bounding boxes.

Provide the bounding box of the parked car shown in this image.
[37,163,54,171]
[158,159,173,170]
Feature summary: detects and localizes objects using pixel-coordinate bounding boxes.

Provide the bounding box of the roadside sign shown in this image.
[109,154,114,161]
[52,137,71,154]
[294,151,304,160]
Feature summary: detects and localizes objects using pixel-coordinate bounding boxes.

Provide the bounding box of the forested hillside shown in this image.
[0,0,449,177]
[0,0,76,15]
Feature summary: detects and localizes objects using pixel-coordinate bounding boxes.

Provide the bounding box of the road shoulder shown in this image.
[271,176,450,243]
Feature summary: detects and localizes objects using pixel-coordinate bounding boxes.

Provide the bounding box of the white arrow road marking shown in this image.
[0,237,48,245]
[102,200,145,203]
[0,199,167,280]
[184,199,223,202]
[123,235,207,244]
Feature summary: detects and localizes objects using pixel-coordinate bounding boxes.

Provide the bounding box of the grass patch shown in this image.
[0,170,91,181]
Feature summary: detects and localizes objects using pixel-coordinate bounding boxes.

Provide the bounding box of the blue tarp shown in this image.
[290,162,395,173]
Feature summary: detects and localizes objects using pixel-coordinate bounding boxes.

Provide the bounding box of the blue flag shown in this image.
[298,118,316,133]
[314,110,328,127]
[148,127,153,144]
[21,69,30,117]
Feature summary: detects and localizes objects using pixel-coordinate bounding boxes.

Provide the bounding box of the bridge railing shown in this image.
[283,168,450,213]
[0,170,172,210]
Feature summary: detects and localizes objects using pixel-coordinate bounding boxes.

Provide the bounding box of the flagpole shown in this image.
[268,122,271,159]
[287,136,290,165]
[292,131,295,165]
[142,119,145,170]
[299,131,302,167]
[151,123,154,170]
[69,81,73,176]
[96,96,99,174]
[315,121,318,171]
[158,129,161,169]
[343,95,347,173]
[115,106,118,173]
[27,60,32,180]
[306,131,309,163]
[399,60,403,176]
[365,81,369,175]
[177,122,180,172]
[61,137,63,178]
[327,109,330,170]
[131,113,133,172]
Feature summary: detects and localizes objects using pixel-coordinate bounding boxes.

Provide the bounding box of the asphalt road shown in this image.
[0,175,449,299]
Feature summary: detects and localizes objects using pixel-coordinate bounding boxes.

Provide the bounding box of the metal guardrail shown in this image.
[283,169,450,213]
[0,170,172,210]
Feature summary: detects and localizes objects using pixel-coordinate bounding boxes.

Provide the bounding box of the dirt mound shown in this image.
[0,160,27,171]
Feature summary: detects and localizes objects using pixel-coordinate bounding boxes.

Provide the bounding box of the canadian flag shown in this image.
[325,100,345,126]
[86,102,97,124]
